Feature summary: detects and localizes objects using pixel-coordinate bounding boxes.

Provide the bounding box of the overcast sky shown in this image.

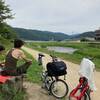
[5,0,100,34]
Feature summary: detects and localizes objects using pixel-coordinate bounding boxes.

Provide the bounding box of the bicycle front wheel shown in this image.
[50,79,69,99]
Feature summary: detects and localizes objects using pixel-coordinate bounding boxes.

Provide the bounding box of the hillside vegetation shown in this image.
[13,27,97,41]
[13,28,70,41]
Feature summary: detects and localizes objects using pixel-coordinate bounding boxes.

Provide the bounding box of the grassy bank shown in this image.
[27,41,100,71]
[24,51,42,84]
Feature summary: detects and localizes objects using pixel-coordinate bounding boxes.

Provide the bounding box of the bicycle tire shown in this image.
[69,89,91,100]
[50,79,69,99]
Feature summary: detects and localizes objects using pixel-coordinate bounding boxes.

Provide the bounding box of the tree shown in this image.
[0,0,13,24]
[0,0,16,39]
[0,23,17,39]
[80,38,89,42]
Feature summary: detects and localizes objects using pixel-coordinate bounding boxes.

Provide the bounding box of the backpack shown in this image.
[47,61,67,76]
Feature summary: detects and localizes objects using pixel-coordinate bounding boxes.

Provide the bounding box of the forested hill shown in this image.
[13,27,96,41]
[13,28,70,41]
[71,31,95,39]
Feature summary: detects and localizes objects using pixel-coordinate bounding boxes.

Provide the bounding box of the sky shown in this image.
[5,0,100,34]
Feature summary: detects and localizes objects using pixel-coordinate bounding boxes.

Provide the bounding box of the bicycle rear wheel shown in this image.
[50,79,69,99]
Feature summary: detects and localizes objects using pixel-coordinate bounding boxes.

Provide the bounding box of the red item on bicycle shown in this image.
[69,77,89,100]
[0,75,12,84]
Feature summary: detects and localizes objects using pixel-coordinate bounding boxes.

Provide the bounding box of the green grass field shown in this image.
[27,41,100,71]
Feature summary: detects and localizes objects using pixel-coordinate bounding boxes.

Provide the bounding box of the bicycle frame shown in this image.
[46,77,54,90]
[69,78,89,100]
[42,71,54,89]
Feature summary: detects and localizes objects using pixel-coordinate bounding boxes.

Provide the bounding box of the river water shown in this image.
[47,46,77,54]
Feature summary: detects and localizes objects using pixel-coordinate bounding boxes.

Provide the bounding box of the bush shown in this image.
[80,38,89,42]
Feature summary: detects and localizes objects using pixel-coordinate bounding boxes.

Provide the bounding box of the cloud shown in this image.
[5,0,100,34]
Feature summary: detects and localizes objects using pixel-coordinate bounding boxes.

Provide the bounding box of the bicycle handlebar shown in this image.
[50,55,57,58]
[50,55,58,62]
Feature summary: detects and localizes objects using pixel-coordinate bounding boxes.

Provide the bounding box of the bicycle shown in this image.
[40,54,69,99]
[69,77,91,100]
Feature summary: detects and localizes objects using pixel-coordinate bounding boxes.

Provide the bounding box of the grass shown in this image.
[16,49,43,85]
[0,90,27,100]
[24,51,42,84]
[13,91,27,100]
[27,41,100,71]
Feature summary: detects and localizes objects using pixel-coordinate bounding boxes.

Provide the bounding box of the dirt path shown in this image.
[23,82,55,100]
[22,46,100,100]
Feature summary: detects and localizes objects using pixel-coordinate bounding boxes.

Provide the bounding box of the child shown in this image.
[79,57,97,91]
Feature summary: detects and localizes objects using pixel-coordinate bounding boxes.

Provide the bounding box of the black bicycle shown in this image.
[40,54,69,99]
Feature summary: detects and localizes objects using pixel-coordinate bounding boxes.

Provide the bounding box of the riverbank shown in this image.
[27,41,100,70]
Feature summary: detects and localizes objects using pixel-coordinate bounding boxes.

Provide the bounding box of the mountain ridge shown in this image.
[13,27,95,41]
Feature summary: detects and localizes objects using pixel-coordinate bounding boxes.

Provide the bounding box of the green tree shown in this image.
[0,23,17,39]
[0,0,13,24]
[0,0,16,39]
